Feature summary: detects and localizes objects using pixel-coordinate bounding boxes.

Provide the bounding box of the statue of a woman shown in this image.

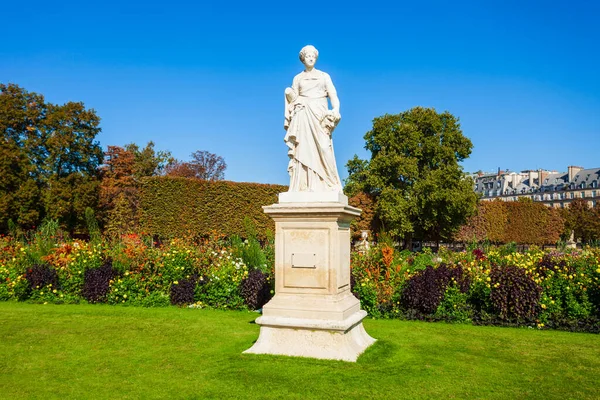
[284,45,343,193]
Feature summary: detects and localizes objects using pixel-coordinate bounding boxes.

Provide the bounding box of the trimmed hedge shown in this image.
[455,199,565,245]
[139,177,287,239]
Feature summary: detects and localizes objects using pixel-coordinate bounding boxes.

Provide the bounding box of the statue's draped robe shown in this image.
[284,70,342,192]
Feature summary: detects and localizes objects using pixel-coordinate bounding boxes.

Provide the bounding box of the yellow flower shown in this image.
[174,281,179,285]
[123,294,127,299]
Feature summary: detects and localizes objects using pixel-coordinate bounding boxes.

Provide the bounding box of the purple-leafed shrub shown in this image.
[490,265,541,323]
[402,264,470,317]
[25,263,58,291]
[83,259,115,303]
[240,269,271,310]
[350,274,360,300]
[170,276,196,306]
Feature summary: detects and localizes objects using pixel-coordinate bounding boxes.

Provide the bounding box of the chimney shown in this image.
[568,166,584,182]
[528,170,534,187]
[539,169,548,186]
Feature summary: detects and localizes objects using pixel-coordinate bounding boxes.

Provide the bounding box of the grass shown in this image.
[0,303,598,399]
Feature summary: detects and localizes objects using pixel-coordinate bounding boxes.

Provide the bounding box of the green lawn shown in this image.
[1,303,598,399]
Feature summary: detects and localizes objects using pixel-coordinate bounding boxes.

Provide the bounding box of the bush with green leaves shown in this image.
[195,250,248,309]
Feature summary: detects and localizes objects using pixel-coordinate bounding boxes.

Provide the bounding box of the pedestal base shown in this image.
[244,310,375,362]
[243,199,375,362]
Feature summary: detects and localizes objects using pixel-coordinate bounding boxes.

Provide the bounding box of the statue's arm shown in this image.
[284,75,300,130]
[325,73,341,119]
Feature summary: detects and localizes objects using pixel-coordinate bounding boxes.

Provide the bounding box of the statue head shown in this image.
[299,45,319,63]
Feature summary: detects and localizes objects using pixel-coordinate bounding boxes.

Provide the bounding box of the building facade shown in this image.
[472,166,599,208]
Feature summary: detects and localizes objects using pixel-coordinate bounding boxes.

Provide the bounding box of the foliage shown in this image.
[401,264,470,318]
[240,269,271,310]
[345,107,478,244]
[434,285,472,323]
[0,83,103,234]
[1,231,599,332]
[561,199,600,244]
[350,243,405,318]
[170,276,197,306]
[139,176,286,240]
[82,259,115,303]
[165,150,227,181]
[99,142,172,233]
[24,263,58,290]
[489,265,542,323]
[348,192,379,240]
[84,207,101,244]
[195,250,247,309]
[456,199,566,245]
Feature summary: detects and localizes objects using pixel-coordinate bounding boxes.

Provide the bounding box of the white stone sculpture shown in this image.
[244,46,375,362]
[284,45,343,193]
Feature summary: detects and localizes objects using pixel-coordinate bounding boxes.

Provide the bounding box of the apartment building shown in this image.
[472,166,599,208]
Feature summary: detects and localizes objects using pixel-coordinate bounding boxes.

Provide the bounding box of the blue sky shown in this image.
[3,1,599,185]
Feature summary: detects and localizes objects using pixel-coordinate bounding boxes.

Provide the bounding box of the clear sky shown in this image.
[3,0,599,185]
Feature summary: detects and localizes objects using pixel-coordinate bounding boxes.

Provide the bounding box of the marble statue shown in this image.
[284,45,343,192]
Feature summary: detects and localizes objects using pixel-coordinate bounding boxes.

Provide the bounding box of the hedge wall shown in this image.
[455,199,565,245]
[139,177,287,239]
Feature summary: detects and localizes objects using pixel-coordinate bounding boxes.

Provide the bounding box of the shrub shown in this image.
[195,252,247,309]
[240,269,271,310]
[25,263,58,292]
[435,285,472,323]
[170,276,197,306]
[489,265,541,323]
[402,264,470,318]
[82,259,115,303]
[139,177,286,240]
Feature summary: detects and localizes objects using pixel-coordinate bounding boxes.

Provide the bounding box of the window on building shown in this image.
[581,182,586,189]
[592,200,597,208]
[593,190,597,198]
[581,192,585,198]
[561,202,564,208]
[570,192,574,199]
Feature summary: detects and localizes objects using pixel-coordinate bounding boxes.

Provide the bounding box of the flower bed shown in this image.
[351,244,600,332]
[1,225,599,333]
[0,228,274,311]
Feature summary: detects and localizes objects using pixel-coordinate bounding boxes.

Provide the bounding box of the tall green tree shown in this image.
[345,107,478,245]
[0,83,103,233]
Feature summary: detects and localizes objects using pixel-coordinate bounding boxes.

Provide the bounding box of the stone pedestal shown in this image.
[244,193,375,362]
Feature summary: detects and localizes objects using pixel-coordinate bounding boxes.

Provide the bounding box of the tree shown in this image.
[562,199,600,244]
[99,142,172,232]
[345,107,478,245]
[165,150,226,180]
[124,142,172,180]
[0,83,102,233]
